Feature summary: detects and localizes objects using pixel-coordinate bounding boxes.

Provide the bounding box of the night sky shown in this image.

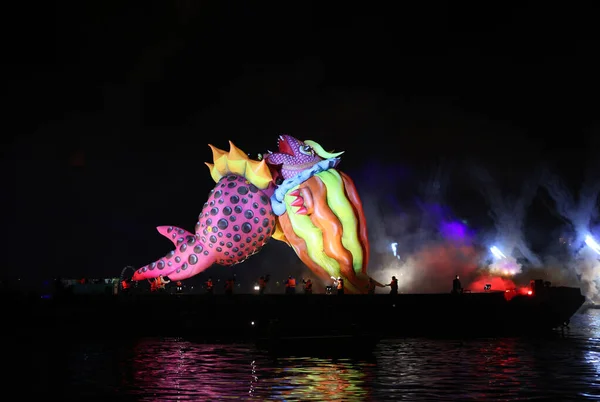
[3,3,599,282]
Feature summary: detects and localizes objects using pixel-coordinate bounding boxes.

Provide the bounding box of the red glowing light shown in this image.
[469,276,516,293]
[502,287,533,301]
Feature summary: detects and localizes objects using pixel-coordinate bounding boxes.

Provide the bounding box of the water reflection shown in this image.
[267,357,373,400]
[121,339,375,401]
[8,310,600,400]
[125,340,260,400]
[369,310,600,400]
[582,309,600,399]
[374,332,595,400]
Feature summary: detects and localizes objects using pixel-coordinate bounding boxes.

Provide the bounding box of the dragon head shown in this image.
[265,135,344,180]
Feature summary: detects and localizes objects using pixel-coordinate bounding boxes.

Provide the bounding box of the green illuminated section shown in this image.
[316,170,364,274]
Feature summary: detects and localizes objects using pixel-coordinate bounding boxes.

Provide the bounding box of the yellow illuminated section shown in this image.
[205,141,272,190]
[205,141,289,245]
[268,359,370,400]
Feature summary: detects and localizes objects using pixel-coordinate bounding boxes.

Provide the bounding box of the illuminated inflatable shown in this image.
[265,135,370,293]
[131,135,372,293]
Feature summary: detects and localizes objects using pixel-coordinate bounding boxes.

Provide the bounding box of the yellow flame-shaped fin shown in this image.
[227,141,247,160]
[304,140,344,159]
[272,218,290,245]
[205,142,273,190]
[205,162,222,183]
[208,145,228,176]
[245,159,272,189]
[208,144,226,163]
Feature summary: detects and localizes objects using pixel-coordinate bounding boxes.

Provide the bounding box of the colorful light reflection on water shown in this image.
[121,339,374,401]
[10,311,600,400]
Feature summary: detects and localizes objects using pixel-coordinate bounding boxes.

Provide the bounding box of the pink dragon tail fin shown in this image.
[156,226,195,247]
[132,228,216,281]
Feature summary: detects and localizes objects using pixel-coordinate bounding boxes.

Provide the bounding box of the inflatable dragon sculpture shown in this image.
[132,135,372,293]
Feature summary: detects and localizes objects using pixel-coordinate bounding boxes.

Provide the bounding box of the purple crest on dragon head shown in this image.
[265,135,325,180]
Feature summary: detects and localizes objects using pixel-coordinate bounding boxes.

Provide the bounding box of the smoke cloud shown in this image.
[470,166,543,271]
[541,169,600,302]
[356,161,483,293]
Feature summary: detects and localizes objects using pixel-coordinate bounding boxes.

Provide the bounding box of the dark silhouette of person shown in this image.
[336,277,345,295]
[285,276,296,294]
[205,277,214,294]
[258,276,267,295]
[225,277,235,295]
[302,278,313,294]
[367,278,381,294]
[452,275,463,294]
[386,276,399,295]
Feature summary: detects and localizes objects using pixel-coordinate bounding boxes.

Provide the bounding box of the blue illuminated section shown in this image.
[439,220,470,241]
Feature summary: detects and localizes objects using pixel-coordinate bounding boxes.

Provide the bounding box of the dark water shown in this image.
[6,309,600,400]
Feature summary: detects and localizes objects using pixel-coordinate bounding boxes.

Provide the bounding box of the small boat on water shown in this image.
[2,278,585,340]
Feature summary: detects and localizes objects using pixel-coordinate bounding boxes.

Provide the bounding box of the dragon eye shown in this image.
[299,145,313,156]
